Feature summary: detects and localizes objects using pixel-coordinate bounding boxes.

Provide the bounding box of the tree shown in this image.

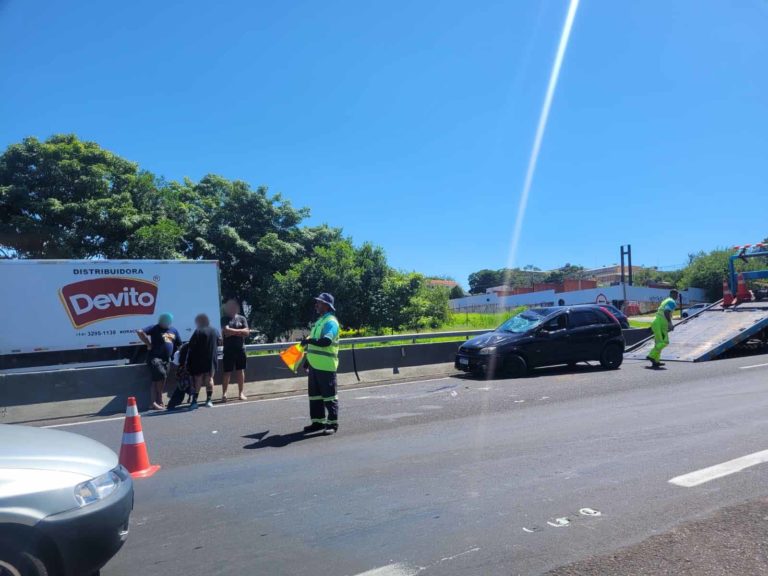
[449,284,466,299]
[266,239,389,339]
[0,135,157,258]
[677,246,768,301]
[468,269,502,294]
[370,271,425,332]
[677,250,732,301]
[544,263,585,284]
[410,284,450,330]
[0,134,456,339]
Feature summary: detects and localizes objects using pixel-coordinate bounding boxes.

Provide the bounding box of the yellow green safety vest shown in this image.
[306,314,340,371]
[656,297,677,319]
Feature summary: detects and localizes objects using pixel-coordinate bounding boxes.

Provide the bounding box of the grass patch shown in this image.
[437,308,527,331]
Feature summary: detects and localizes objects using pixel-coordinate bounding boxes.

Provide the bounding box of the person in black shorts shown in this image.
[136,313,182,410]
[186,313,220,409]
[221,299,249,402]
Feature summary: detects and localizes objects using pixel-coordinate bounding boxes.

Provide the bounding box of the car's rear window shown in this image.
[570,309,604,327]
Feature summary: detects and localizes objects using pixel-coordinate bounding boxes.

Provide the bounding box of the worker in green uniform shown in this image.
[301,293,340,435]
[647,289,679,368]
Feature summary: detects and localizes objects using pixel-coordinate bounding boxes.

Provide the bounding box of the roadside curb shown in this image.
[2,362,458,425]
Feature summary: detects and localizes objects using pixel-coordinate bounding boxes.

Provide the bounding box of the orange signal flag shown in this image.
[279,344,305,373]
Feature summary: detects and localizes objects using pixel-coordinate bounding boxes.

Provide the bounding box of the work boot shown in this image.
[303,422,324,433]
[324,424,338,436]
[646,356,662,369]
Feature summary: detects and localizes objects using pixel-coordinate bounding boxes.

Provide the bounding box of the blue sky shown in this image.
[1,0,767,286]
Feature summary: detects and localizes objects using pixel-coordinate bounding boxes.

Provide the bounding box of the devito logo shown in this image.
[59,277,158,329]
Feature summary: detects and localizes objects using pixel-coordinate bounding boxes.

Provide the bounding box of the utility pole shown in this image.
[620,245,633,310]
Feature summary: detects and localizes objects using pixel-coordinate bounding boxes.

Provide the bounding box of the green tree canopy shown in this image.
[449,284,466,299]
[0,135,157,258]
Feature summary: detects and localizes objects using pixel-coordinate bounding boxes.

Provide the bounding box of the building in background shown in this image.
[583,265,648,286]
[427,279,459,289]
[485,279,598,297]
[450,284,706,314]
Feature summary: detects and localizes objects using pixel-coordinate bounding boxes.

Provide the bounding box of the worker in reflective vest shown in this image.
[647,289,678,369]
[301,293,340,435]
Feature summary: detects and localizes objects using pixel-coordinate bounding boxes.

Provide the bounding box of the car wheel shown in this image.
[0,540,49,576]
[502,354,527,378]
[600,343,623,370]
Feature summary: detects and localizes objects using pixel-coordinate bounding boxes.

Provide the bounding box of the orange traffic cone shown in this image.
[118,397,160,479]
[735,273,751,302]
[722,278,733,307]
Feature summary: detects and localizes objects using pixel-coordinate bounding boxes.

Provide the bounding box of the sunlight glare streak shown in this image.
[503,0,580,283]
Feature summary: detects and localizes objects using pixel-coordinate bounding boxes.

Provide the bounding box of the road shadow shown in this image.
[243,430,321,450]
[143,406,197,418]
[455,362,606,382]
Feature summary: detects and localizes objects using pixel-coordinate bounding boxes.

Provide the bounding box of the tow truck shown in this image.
[627,243,768,362]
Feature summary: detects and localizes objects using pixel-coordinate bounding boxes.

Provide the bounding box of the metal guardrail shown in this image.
[240,329,489,354]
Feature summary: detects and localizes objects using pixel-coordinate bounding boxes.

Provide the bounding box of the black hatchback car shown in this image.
[455,305,625,377]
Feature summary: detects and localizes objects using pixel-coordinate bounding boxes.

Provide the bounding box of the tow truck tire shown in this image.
[0,538,49,576]
[600,343,623,370]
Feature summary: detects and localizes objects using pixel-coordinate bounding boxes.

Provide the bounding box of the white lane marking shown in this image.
[370,412,423,420]
[437,547,480,563]
[669,449,768,487]
[41,377,455,428]
[405,377,452,385]
[739,362,768,370]
[353,565,418,576]
[44,415,125,428]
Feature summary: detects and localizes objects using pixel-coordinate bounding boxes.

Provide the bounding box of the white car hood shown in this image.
[0,424,117,479]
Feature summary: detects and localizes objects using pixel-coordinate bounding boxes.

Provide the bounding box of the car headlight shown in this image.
[479,346,497,355]
[75,469,121,507]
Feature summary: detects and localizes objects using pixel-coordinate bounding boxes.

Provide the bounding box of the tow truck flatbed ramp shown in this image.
[625,301,768,362]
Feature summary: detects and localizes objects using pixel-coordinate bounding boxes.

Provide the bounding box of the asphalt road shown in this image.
[44,355,768,575]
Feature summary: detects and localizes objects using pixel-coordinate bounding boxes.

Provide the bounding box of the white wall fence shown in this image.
[450,285,708,314]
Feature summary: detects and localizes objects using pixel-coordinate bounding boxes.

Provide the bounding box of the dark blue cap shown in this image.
[314,293,335,311]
